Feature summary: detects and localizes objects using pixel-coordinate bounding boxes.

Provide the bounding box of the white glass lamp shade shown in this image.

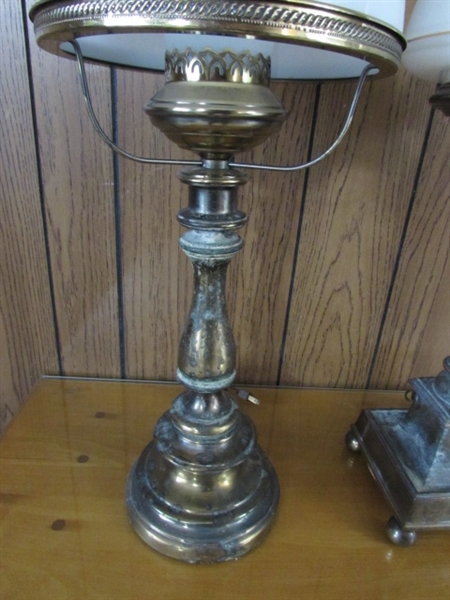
[325,0,404,30]
[31,0,406,80]
[402,0,450,83]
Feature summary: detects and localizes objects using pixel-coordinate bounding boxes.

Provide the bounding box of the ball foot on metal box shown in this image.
[346,357,450,546]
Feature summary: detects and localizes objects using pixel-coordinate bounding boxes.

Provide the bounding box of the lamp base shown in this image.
[346,358,450,546]
[126,390,279,563]
[126,49,283,563]
[346,410,450,545]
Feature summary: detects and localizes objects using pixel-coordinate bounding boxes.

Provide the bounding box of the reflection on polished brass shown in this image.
[146,50,287,157]
[127,388,279,562]
[166,48,272,85]
[67,38,374,173]
[126,156,281,561]
[28,0,407,565]
[124,50,282,563]
[30,0,405,79]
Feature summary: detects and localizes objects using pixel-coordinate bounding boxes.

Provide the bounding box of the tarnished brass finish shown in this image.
[127,385,279,563]
[177,229,242,388]
[29,0,405,79]
[146,50,287,157]
[125,51,281,562]
[127,157,281,561]
[127,224,280,560]
[178,164,249,230]
[64,37,374,172]
[28,0,408,568]
[346,357,450,546]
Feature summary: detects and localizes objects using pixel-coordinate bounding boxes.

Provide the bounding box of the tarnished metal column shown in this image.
[177,161,247,392]
[126,161,279,563]
[126,49,286,563]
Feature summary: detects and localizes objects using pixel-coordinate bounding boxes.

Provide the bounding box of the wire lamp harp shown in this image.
[29,0,406,564]
[69,39,375,172]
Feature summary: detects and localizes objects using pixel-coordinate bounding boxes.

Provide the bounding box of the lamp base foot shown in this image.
[386,516,417,547]
[346,408,450,544]
[126,393,279,564]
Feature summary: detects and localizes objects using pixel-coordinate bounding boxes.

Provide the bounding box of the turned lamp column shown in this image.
[29,0,408,566]
[126,49,287,563]
[176,161,248,392]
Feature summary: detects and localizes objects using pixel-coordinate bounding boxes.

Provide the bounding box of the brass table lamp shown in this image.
[29,0,405,563]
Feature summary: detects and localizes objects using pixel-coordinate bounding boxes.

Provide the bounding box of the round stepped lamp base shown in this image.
[126,400,279,564]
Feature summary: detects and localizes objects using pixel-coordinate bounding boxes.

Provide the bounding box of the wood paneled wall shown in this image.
[1,2,448,434]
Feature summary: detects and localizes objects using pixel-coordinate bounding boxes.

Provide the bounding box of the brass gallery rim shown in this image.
[30,0,405,79]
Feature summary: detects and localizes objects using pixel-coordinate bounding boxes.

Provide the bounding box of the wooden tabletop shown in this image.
[1,379,448,599]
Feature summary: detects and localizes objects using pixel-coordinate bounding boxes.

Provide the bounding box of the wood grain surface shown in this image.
[279,69,441,388]
[0,2,58,434]
[116,69,191,380]
[25,0,121,379]
[369,108,450,387]
[229,81,318,384]
[1,2,449,430]
[1,379,449,599]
